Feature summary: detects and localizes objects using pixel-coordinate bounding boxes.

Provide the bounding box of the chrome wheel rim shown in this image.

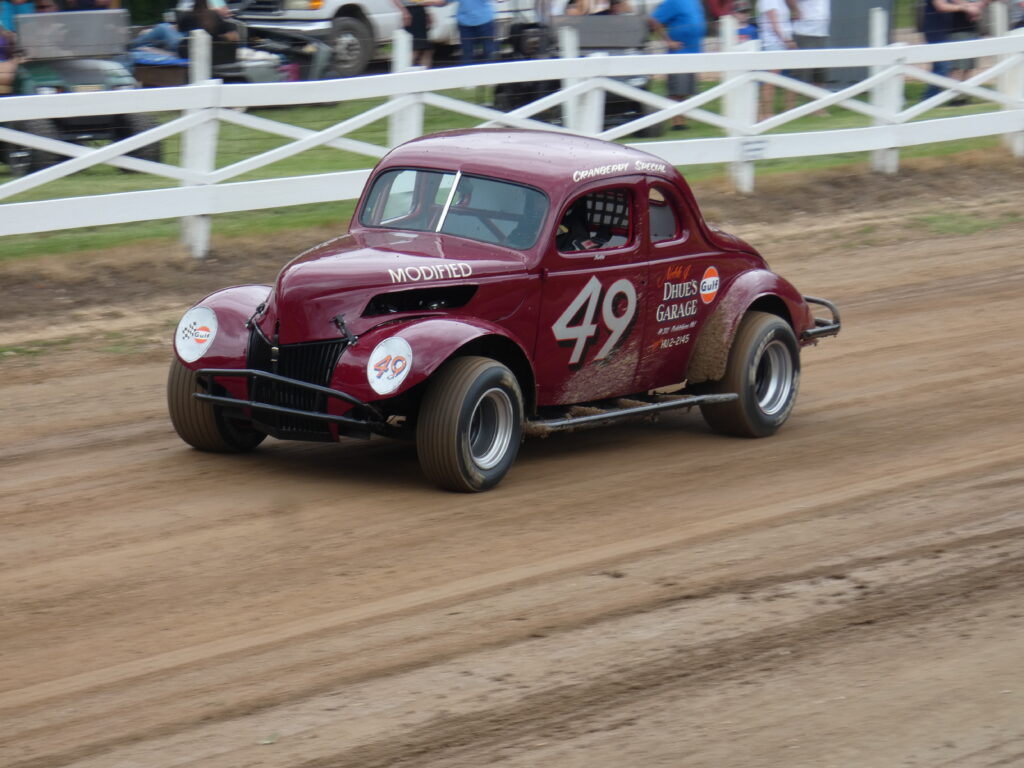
[468,387,514,471]
[755,339,794,416]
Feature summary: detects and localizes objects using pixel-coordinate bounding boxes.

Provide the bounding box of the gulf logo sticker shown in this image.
[174,306,218,363]
[700,266,720,304]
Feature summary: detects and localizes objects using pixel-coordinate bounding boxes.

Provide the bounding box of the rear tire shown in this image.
[700,311,800,438]
[167,359,266,452]
[417,356,523,492]
[2,119,61,174]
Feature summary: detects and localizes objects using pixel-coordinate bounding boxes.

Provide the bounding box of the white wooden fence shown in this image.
[1,7,1022,257]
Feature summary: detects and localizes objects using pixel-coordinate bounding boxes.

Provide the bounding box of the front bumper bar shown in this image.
[194,368,384,429]
[801,295,842,340]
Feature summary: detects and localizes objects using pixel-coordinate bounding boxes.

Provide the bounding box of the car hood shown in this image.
[261,230,530,345]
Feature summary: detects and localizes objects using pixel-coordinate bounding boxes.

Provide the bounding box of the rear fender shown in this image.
[334,317,533,403]
[687,270,811,385]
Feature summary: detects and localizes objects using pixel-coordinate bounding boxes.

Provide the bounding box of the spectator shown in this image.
[757,0,796,120]
[177,0,238,42]
[733,0,758,42]
[1013,0,1024,27]
[403,0,445,68]
[1,0,35,34]
[792,0,828,88]
[948,0,980,104]
[0,21,18,94]
[456,0,496,63]
[649,0,705,130]
[920,0,981,101]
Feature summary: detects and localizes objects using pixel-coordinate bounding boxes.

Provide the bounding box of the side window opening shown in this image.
[557,188,633,253]
[649,186,681,244]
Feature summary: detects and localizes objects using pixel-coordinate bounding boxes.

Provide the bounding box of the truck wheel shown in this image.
[328,16,373,77]
[700,311,800,438]
[3,119,61,174]
[417,356,523,492]
[118,112,162,164]
[167,359,266,452]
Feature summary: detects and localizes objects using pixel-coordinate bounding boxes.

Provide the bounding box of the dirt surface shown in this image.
[2,154,1023,768]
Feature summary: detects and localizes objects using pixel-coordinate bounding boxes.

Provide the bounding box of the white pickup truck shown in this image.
[197,0,536,77]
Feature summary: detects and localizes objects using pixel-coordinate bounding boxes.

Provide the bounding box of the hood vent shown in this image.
[363,285,477,317]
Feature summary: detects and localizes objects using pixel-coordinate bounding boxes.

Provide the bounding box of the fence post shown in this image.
[998,19,1024,157]
[559,25,581,132]
[388,29,423,147]
[869,7,901,174]
[721,14,757,193]
[181,29,217,259]
[576,52,607,135]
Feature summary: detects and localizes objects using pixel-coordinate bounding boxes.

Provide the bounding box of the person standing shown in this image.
[648,0,706,129]
[456,0,496,64]
[404,0,446,68]
[793,0,828,89]
[1,0,34,35]
[757,0,796,119]
[920,0,982,100]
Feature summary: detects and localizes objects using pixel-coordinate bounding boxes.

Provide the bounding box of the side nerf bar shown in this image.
[801,296,842,340]
[194,368,385,427]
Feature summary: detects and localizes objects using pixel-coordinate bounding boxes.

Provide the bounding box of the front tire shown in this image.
[167,359,266,452]
[328,16,373,77]
[700,311,800,438]
[417,356,524,492]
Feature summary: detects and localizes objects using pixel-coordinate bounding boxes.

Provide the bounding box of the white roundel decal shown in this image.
[367,337,413,395]
[174,306,218,363]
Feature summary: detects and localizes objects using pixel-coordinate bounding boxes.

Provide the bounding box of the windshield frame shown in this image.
[358,167,550,251]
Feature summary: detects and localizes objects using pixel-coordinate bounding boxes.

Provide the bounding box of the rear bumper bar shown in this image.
[801,295,842,340]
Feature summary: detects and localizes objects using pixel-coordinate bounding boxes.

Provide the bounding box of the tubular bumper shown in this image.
[801,296,841,340]
[194,368,384,429]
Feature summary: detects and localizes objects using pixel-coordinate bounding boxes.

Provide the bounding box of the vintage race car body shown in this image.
[169,129,840,491]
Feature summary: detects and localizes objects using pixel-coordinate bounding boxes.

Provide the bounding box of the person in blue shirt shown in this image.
[648,0,706,129]
[456,0,496,64]
[1,0,35,35]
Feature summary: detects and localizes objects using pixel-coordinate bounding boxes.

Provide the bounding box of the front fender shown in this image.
[333,316,531,403]
[686,270,811,384]
[173,285,271,371]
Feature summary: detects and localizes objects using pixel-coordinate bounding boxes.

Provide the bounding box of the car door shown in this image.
[535,179,648,405]
[635,179,724,390]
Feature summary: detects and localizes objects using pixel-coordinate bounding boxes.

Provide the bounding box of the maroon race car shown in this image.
[168,129,840,492]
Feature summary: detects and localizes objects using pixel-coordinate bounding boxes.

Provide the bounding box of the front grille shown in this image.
[231,0,281,14]
[246,328,347,440]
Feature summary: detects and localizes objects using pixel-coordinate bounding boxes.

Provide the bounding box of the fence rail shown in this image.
[2,7,1023,256]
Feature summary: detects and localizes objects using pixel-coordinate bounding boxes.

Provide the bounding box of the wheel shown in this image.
[116,112,162,169]
[327,16,373,78]
[636,102,666,138]
[700,311,800,438]
[416,356,524,492]
[2,119,61,174]
[167,358,266,452]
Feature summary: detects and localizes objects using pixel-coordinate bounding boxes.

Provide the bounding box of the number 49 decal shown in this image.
[552,276,637,365]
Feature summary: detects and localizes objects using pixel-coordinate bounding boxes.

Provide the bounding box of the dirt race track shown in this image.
[1,155,1023,768]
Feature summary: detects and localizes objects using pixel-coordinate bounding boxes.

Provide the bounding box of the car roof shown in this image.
[376,129,687,203]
